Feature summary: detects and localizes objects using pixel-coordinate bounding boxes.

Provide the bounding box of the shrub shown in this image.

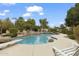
[67,34,75,39]
[60,28,68,34]
[73,25,79,43]
[48,28,59,34]
[67,30,73,35]
[32,26,40,32]
[48,39,54,42]
[9,28,18,37]
[61,27,75,39]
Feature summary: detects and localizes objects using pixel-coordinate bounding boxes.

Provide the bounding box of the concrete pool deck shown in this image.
[0,44,55,56]
[0,33,78,56]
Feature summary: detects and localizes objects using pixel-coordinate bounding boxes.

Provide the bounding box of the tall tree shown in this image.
[15,17,25,32]
[65,3,79,27]
[0,20,2,34]
[60,24,68,34]
[25,18,36,31]
[1,18,14,33]
[60,24,65,29]
[39,18,48,29]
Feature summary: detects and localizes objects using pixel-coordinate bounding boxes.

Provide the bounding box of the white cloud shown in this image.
[0,9,10,16]
[4,10,10,13]
[22,5,44,17]
[39,12,44,15]
[27,5,43,12]
[22,13,31,17]
[0,13,5,16]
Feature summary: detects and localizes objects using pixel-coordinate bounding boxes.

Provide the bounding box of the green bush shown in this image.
[60,28,69,34]
[9,28,18,37]
[67,34,75,39]
[48,39,54,42]
[48,28,59,34]
[73,25,79,43]
[67,31,73,35]
[32,26,40,32]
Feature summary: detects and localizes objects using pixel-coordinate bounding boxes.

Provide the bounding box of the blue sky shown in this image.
[0,3,75,27]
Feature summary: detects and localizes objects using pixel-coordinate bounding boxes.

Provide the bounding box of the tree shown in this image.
[59,24,67,34]
[15,17,25,32]
[48,28,54,32]
[32,26,40,32]
[9,27,18,37]
[40,18,48,29]
[24,18,36,31]
[1,18,14,33]
[60,24,65,29]
[73,25,79,43]
[0,20,2,34]
[65,3,79,27]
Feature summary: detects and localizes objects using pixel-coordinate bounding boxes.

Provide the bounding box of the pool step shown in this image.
[53,45,79,56]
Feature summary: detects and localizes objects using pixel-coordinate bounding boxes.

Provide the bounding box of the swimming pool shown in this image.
[17,34,52,44]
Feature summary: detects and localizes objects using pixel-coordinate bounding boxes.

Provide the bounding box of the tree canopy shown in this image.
[15,17,25,32]
[65,3,79,27]
[40,18,48,29]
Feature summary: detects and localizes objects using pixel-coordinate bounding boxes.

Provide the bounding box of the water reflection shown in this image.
[35,35,40,44]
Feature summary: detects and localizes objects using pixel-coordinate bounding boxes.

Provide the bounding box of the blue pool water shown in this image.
[17,34,52,44]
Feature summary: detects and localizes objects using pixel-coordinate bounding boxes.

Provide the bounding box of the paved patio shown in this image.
[0,44,55,56]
